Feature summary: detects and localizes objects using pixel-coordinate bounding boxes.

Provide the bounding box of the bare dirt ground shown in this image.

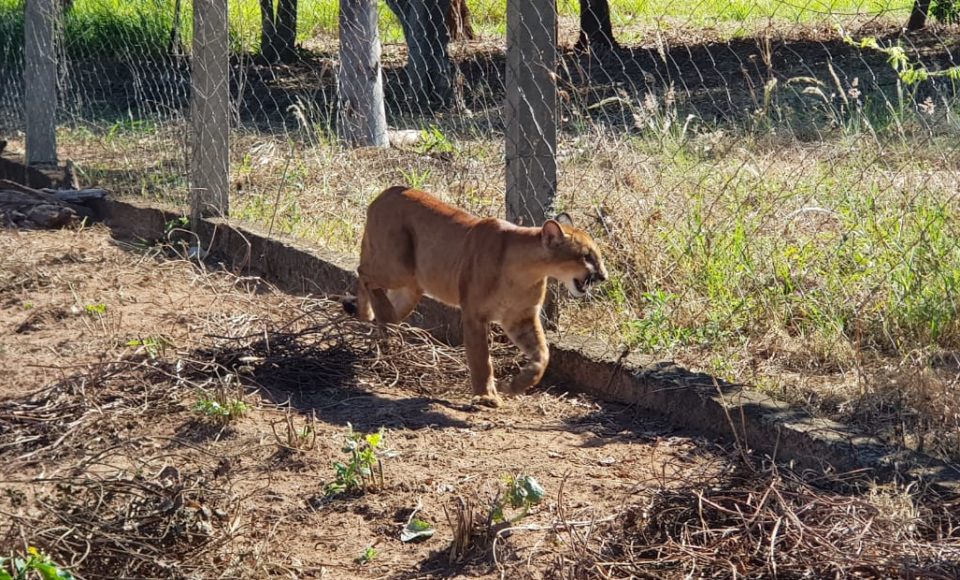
[3,225,960,579]
[0,225,728,578]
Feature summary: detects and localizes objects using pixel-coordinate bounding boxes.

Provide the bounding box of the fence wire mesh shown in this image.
[2,0,960,461]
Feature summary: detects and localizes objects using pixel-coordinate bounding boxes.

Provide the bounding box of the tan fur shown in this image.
[347,186,608,407]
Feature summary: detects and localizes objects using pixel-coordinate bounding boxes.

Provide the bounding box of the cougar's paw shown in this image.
[471,393,504,409]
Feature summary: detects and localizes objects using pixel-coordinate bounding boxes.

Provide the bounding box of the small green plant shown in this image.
[193,393,250,424]
[444,474,545,562]
[22,302,33,310]
[491,474,545,524]
[356,546,378,565]
[415,124,455,156]
[623,289,692,350]
[325,424,388,496]
[931,0,960,24]
[83,303,107,317]
[843,34,960,86]
[126,336,172,359]
[400,167,433,189]
[164,216,189,234]
[0,546,74,580]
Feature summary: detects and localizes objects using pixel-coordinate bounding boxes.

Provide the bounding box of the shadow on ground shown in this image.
[184,317,475,432]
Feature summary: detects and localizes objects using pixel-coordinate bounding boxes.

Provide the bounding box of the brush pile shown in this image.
[551,462,960,579]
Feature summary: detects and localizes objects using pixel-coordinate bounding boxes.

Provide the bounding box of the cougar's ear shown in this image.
[555,212,575,227]
[542,219,565,247]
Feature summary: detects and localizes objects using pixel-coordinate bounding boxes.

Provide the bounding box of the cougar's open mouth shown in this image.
[573,276,588,295]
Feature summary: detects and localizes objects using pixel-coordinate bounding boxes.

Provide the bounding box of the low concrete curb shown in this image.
[0,152,56,188]
[547,341,956,485]
[89,197,960,492]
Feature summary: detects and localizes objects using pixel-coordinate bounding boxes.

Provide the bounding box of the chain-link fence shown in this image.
[2,0,960,460]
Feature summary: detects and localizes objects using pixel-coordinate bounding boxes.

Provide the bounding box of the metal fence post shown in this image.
[24,0,58,169]
[505,0,557,227]
[505,0,559,325]
[190,0,230,223]
[338,0,389,148]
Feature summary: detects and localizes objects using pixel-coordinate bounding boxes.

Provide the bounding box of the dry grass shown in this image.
[550,462,960,578]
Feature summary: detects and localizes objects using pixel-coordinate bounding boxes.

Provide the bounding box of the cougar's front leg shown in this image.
[463,314,501,408]
[503,314,549,395]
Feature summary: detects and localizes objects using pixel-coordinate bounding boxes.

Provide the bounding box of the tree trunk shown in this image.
[260,0,298,62]
[907,0,931,30]
[446,0,475,41]
[385,0,453,108]
[575,0,618,54]
[276,0,298,62]
[169,0,184,55]
[260,0,278,61]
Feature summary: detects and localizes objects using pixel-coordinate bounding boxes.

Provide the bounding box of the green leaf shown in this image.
[400,518,435,543]
[12,558,26,574]
[900,67,928,85]
[34,562,74,580]
[519,476,546,504]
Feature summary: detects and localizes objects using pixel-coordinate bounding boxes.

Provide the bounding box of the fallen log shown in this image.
[0,178,63,204]
[43,188,108,203]
[0,187,96,229]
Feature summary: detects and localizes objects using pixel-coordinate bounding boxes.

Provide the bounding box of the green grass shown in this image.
[605,0,909,26]
[610,142,960,357]
[1,0,175,62]
[0,0,916,65]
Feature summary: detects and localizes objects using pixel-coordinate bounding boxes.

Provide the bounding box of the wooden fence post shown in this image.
[190,0,230,222]
[338,0,389,147]
[24,0,58,169]
[505,0,559,325]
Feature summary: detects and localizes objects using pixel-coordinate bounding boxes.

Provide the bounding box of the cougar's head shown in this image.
[541,213,608,298]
